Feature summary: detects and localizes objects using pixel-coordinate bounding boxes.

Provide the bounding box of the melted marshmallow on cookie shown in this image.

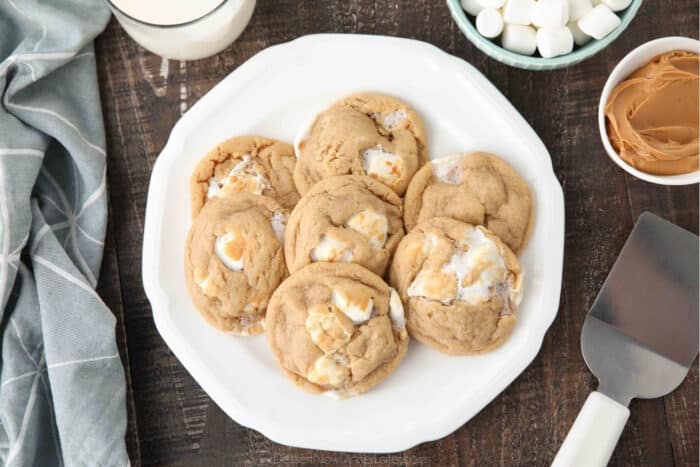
[407,227,520,306]
[207,154,269,198]
[215,231,245,272]
[431,154,463,184]
[310,233,354,263]
[362,146,405,187]
[332,288,374,324]
[443,228,511,305]
[382,109,407,129]
[305,304,354,354]
[307,353,350,387]
[345,210,388,248]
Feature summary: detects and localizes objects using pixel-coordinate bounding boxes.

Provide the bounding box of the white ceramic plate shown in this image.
[142,34,565,453]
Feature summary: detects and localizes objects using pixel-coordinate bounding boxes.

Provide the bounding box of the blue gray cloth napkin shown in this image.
[0,1,128,465]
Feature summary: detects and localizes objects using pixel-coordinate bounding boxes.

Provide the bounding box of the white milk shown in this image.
[107,0,256,60]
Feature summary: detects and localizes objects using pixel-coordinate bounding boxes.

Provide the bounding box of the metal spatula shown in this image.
[553,212,699,467]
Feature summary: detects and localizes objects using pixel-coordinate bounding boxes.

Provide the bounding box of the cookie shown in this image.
[285,175,404,276]
[403,152,533,253]
[294,92,428,196]
[389,217,522,355]
[184,193,288,335]
[266,262,409,397]
[190,135,299,218]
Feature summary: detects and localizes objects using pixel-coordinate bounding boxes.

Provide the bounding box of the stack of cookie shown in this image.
[184,92,532,398]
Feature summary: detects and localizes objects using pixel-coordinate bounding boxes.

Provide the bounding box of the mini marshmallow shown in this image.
[215,231,245,272]
[503,0,535,25]
[568,0,593,21]
[476,8,504,38]
[601,0,631,11]
[332,289,374,324]
[477,0,506,7]
[536,26,574,58]
[501,23,537,55]
[461,0,485,15]
[362,146,405,186]
[577,4,621,39]
[531,0,569,28]
[567,20,591,46]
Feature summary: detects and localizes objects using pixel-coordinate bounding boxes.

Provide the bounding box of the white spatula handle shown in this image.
[552,391,630,467]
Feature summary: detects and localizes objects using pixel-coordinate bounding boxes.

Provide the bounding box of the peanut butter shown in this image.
[605,50,699,175]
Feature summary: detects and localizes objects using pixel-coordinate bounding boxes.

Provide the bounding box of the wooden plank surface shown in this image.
[94,1,699,465]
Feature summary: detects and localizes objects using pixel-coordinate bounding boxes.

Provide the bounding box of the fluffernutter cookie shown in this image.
[294,92,428,196]
[285,175,404,276]
[390,217,522,355]
[403,152,532,253]
[190,135,299,217]
[266,262,408,397]
[185,193,288,335]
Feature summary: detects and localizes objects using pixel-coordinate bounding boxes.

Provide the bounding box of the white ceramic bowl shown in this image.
[598,36,700,185]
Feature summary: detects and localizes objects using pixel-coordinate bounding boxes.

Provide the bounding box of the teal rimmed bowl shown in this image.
[446,0,643,70]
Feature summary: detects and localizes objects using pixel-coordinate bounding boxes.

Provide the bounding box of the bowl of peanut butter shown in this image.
[599,36,699,185]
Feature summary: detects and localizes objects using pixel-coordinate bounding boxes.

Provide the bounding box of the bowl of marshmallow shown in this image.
[447,0,643,70]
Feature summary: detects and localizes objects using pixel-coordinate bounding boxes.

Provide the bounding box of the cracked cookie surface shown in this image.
[403,152,533,253]
[190,135,299,218]
[389,217,522,355]
[285,175,404,276]
[185,193,288,335]
[266,262,408,397]
[294,92,428,196]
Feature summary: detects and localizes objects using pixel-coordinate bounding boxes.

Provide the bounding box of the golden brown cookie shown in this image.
[266,262,409,397]
[403,152,533,253]
[294,92,428,196]
[285,175,404,276]
[184,193,288,335]
[190,135,299,217]
[389,217,522,355]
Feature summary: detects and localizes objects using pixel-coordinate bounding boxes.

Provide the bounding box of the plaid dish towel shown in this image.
[0,1,128,466]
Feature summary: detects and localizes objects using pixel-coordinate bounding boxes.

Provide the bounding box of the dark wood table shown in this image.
[94,1,699,465]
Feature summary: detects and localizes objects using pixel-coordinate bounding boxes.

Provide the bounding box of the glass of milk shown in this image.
[105,0,256,60]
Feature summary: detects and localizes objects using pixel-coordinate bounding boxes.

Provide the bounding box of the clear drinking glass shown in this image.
[104,0,256,61]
